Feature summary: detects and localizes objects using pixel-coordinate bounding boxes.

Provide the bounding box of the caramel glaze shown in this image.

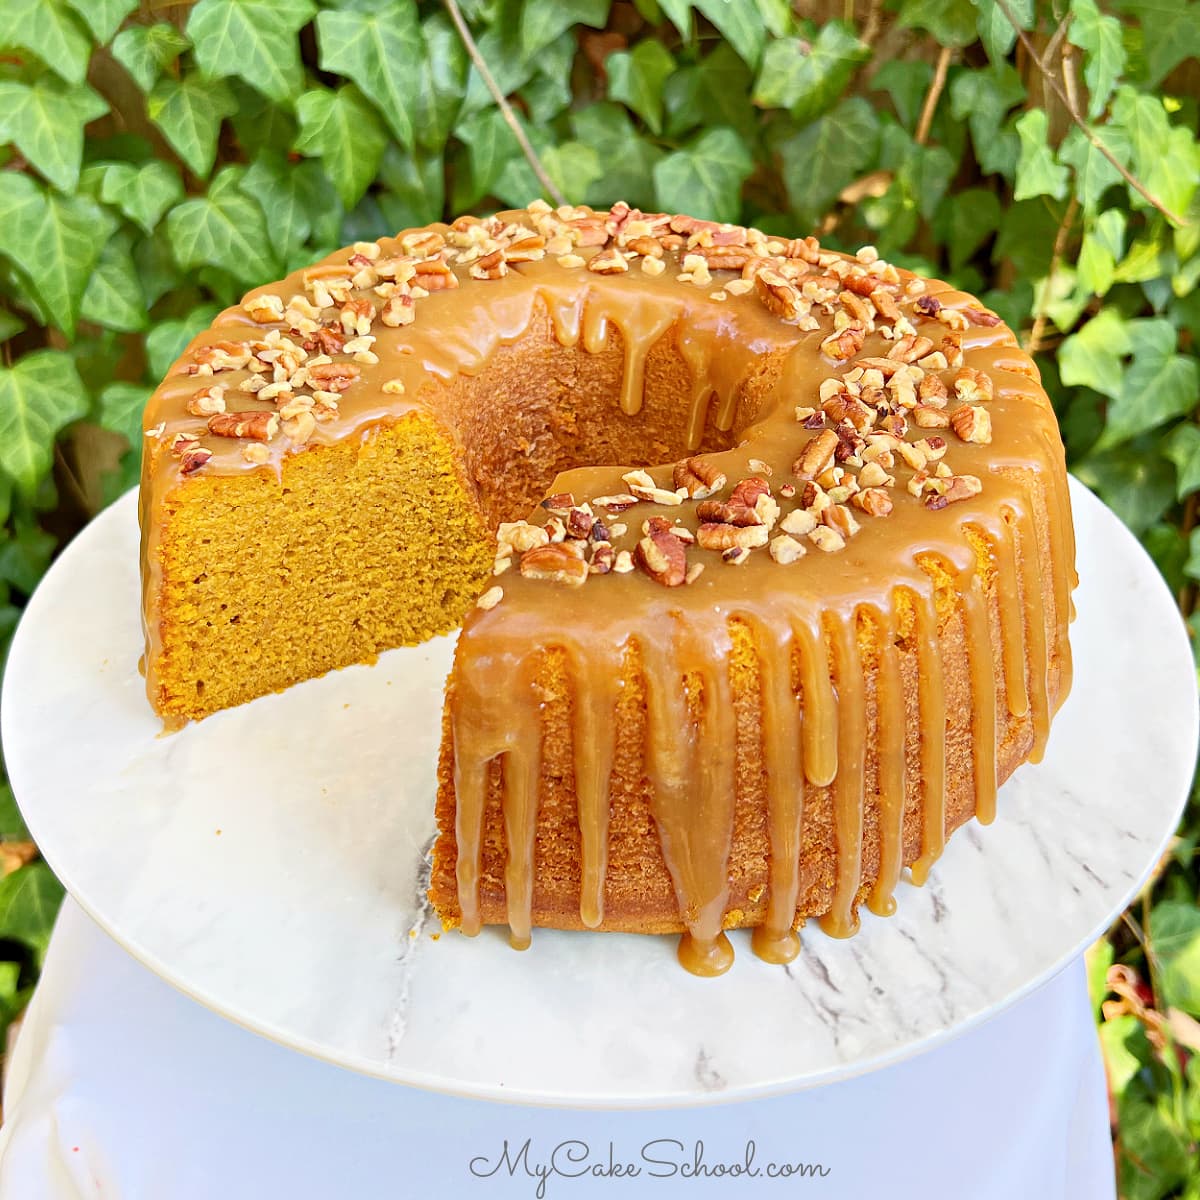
[138,210,1076,974]
[439,263,1075,977]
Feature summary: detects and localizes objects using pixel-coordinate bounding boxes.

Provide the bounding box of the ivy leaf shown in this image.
[0,313,25,344]
[99,161,184,234]
[656,0,693,36]
[147,75,237,178]
[240,151,336,260]
[1068,0,1126,118]
[461,28,536,119]
[1058,125,1131,212]
[971,0,1033,62]
[570,103,664,210]
[778,97,880,229]
[378,146,444,232]
[1114,0,1200,86]
[454,107,517,207]
[520,0,610,56]
[65,0,137,44]
[187,0,314,105]
[653,126,753,224]
[294,85,387,209]
[0,862,64,967]
[4,0,91,85]
[932,186,1002,270]
[607,40,676,134]
[413,13,469,152]
[228,81,298,157]
[1013,109,1069,201]
[871,59,934,131]
[0,78,109,193]
[0,518,56,594]
[111,22,191,93]
[1111,86,1200,219]
[1059,307,1130,398]
[316,1,423,147]
[693,0,767,68]
[1116,1092,1193,1200]
[99,381,152,447]
[898,0,978,46]
[0,174,114,336]
[166,167,279,286]
[753,24,869,124]
[1074,443,1175,534]
[0,351,88,494]
[1103,319,1199,444]
[664,42,756,140]
[145,305,220,380]
[949,63,1024,177]
[81,234,147,332]
[0,783,31,842]
[1166,423,1200,499]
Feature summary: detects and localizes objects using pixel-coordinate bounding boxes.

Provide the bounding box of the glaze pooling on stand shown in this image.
[138,203,1076,975]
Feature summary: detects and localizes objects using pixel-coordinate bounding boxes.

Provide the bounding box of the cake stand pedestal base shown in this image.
[0,897,1115,1200]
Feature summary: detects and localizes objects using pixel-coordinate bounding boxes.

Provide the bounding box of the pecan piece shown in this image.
[587,246,629,274]
[963,306,1002,327]
[755,270,801,320]
[306,362,361,393]
[953,367,994,403]
[635,526,688,587]
[950,404,992,444]
[519,544,589,586]
[673,456,727,499]
[888,335,935,363]
[851,488,893,517]
[696,523,769,552]
[821,324,866,361]
[793,429,839,480]
[186,385,226,417]
[469,248,508,280]
[208,411,279,441]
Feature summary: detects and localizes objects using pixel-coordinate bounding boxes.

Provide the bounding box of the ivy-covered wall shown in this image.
[0,0,1197,1191]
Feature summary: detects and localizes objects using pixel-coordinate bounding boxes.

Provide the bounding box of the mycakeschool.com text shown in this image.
[468,1139,833,1196]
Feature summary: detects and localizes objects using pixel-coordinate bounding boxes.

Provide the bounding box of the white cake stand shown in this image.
[2,480,1194,1108]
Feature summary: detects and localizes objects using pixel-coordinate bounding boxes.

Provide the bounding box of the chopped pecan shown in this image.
[339,298,374,336]
[696,523,769,552]
[381,294,415,327]
[304,325,347,354]
[208,411,279,441]
[673,456,727,499]
[519,544,589,586]
[888,335,935,363]
[914,294,942,319]
[476,585,504,610]
[696,245,753,271]
[179,446,212,474]
[591,493,640,512]
[851,488,893,517]
[413,257,459,291]
[186,385,227,417]
[589,543,614,575]
[306,362,361,393]
[769,534,805,564]
[953,367,994,403]
[755,270,801,320]
[400,230,447,258]
[918,374,949,405]
[635,526,688,586]
[926,474,983,509]
[587,246,629,274]
[794,429,839,480]
[912,404,951,428]
[821,324,866,360]
[871,288,902,321]
[190,341,251,373]
[963,306,1002,327]
[470,248,508,280]
[505,233,545,262]
[696,499,762,527]
[950,404,992,444]
[626,236,664,258]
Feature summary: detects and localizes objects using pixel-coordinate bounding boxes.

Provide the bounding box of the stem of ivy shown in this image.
[992,0,1187,227]
[1026,193,1079,355]
[441,0,568,208]
[914,45,952,147]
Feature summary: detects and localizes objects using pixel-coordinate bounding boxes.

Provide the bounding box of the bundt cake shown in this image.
[139,201,1076,975]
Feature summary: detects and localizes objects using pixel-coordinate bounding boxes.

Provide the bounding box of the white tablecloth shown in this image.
[0,899,1115,1199]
